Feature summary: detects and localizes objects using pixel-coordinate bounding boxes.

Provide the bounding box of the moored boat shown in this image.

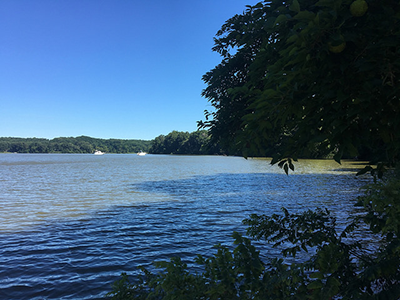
[94,150,104,155]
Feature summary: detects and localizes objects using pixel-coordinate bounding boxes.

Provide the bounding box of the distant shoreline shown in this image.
[0,136,151,154]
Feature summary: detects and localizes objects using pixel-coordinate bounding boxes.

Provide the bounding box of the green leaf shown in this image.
[294,10,315,21]
[289,46,298,56]
[286,34,299,44]
[275,14,288,25]
[284,163,289,175]
[308,279,323,290]
[333,150,343,164]
[289,161,294,171]
[290,0,300,13]
[278,159,286,168]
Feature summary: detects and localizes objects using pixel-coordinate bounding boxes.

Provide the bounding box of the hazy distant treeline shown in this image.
[0,136,151,154]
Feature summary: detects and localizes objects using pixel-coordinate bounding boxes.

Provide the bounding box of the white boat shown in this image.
[137,151,146,156]
[94,150,105,155]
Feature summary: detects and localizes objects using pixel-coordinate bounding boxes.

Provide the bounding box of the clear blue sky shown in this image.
[0,0,259,140]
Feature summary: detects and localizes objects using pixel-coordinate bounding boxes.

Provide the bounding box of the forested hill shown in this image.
[0,136,151,154]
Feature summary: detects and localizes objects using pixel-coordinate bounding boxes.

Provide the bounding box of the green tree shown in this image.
[149,135,167,154]
[29,142,49,153]
[9,141,29,153]
[164,131,190,154]
[76,140,94,153]
[0,141,9,152]
[149,131,190,154]
[199,0,400,170]
[149,130,222,155]
[180,130,209,154]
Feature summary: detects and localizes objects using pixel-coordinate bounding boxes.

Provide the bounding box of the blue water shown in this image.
[0,154,369,299]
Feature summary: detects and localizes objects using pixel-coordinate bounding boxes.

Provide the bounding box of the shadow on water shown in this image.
[331,160,371,173]
[0,171,369,300]
[129,171,367,212]
[332,168,370,173]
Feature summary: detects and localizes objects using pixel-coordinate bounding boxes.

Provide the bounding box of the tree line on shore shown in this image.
[0,131,225,155]
[0,136,151,154]
[0,131,353,157]
[149,130,224,155]
[150,130,338,157]
[0,130,241,156]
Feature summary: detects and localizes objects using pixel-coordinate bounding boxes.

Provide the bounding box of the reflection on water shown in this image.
[0,154,371,299]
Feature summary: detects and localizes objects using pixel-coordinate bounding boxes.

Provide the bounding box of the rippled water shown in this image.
[0,154,370,299]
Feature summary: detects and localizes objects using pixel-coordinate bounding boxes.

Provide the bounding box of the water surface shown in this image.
[0,154,370,299]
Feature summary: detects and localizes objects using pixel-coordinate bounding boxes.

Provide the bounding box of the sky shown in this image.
[0,0,260,141]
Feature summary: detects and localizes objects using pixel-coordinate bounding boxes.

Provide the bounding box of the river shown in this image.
[0,154,370,299]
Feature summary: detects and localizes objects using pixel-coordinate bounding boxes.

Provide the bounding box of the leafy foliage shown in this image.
[108,232,306,300]
[199,0,400,170]
[355,169,400,298]
[149,130,224,155]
